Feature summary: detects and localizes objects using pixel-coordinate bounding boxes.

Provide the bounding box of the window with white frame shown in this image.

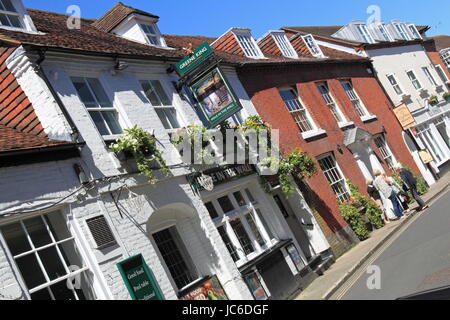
[153,226,197,290]
[317,154,350,203]
[407,24,421,39]
[341,80,369,117]
[416,124,446,164]
[0,0,22,28]
[0,211,95,300]
[302,35,323,57]
[406,70,422,90]
[422,67,438,86]
[433,116,450,149]
[207,187,276,266]
[378,24,392,41]
[140,23,162,46]
[435,64,449,84]
[387,74,403,95]
[272,32,297,58]
[441,50,450,69]
[374,134,396,170]
[316,83,346,124]
[394,23,411,40]
[141,80,180,129]
[235,32,264,59]
[356,24,374,43]
[71,77,122,137]
[278,88,315,133]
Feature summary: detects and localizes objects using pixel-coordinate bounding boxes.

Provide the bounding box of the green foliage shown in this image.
[443,92,450,101]
[339,202,370,240]
[111,126,170,184]
[416,176,428,196]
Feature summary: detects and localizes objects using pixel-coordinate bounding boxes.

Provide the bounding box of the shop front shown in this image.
[188,164,330,299]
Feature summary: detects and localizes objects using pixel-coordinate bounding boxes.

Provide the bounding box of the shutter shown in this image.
[86,215,117,249]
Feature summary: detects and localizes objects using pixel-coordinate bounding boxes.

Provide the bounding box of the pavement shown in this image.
[295,172,450,300]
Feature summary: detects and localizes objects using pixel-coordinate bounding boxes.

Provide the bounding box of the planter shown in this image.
[428,98,439,106]
[444,94,450,102]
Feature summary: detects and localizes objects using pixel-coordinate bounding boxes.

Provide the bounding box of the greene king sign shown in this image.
[175,42,213,76]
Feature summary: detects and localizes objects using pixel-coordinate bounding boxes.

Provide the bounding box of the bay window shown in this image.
[72,77,122,137]
[0,211,95,300]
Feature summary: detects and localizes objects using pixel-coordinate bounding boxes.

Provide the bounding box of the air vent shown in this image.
[86,215,117,249]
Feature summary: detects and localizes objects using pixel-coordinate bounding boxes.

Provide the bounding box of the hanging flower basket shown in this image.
[443,92,450,102]
[428,95,439,106]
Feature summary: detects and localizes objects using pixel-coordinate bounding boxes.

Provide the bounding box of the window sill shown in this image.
[338,121,355,129]
[301,129,326,140]
[361,114,378,123]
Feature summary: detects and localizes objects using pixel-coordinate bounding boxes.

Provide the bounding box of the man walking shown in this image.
[395,164,429,211]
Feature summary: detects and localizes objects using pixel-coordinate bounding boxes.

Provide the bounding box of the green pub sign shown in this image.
[117,254,163,300]
[175,42,213,76]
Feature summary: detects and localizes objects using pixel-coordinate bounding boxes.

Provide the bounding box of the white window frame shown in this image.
[434,64,449,84]
[136,18,166,47]
[317,153,350,203]
[0,211,93,300]
[278,87,317,133]
[140,79,182,130]
[0,0,23,30]
[207,186,276,268]
[302,34,324,58]
[377,24,393,42]
[355,24,375,43]
[233,31,265,59]
[341,80,370,118]
[422,66,438,87]
[374,134,397,170]
[316,83,347,125]
[386,73,404,95]
[407,24,422,39]
[440,49,450,69]
[394,23,411,40]
[71,76,125,140]
[271,32,298,58]
[406,70,422,90]
[416,124,447,166]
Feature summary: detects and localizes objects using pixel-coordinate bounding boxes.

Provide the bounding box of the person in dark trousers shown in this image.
[395,164,429,211]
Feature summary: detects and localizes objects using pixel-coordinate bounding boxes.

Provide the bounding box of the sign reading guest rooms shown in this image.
[117,254,163,300]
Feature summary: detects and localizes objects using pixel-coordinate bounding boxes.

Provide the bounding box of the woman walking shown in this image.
[373,170,404,220]
[367,178,390,224]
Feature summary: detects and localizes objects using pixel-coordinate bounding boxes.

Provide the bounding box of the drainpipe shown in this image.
[34,48,80,142]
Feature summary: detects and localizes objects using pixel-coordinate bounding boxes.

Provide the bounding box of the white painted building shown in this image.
[0,1,330,300]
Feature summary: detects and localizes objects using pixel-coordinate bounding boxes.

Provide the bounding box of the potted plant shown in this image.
[443,92,450,102]
[111,126,170,184]
[428,95,439,106]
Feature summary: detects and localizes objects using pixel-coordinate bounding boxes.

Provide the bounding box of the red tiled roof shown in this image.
[430,35,450,51]
[92,2,159,33]
[0,124,71,152]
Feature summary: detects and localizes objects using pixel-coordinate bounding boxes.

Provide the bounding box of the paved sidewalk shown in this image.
[295,173,450,300]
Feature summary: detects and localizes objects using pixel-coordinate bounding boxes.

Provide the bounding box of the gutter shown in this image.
[0,142,85,157]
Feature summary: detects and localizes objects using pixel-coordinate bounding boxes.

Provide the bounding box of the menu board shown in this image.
[180,276,228,300]
[117,254,163,300]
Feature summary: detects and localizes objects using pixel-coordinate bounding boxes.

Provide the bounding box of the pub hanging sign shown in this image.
[175,43,243,128]
[117,254,164,301]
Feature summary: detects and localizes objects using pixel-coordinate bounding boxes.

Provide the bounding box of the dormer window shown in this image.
[355,24,374,43]
[302,35,324,58]
[140,23,161,46]
[0,0,21,28]
[377,24,393,42]
[394,23,411,40]
[271,32,298,58]
[234,31,264,59]
[407,24,421,39]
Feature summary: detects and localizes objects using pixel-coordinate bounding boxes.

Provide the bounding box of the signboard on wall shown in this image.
[419,150,434,164]
[175,42,214,76]
[180,276,228,300]
[393,103,417,130]
[244,271,268,300]
[117,254,163,300]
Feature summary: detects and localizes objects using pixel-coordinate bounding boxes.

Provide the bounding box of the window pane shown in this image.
[233,191,247,207]
[89,111,109,136]
[86,78,112,108]
[205,202,219,219]
[150,80,171,106]
[23,217,52,248]
[229,218,254,255]
[50,280,78,300]
[72,78,97,108]
[155,108,180,129]
[1,0,16,12]
[45,212,71,242]
[155,109,171,129]
[245,213,265,247]
[16,254,47,289]
[141,81,161,106]
[218,196,234,213]
[245,189,256,204]
[58,240,84,269]
[217,226,239,262]
[102,111,122,134]
[8,14,20,28]
[0,14,10,26]
[1,223,31,255]
[256,209,274,240]
[30,288,53,300]
[38,246,67,281]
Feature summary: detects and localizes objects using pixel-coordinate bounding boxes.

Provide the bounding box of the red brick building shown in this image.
[423,35,450,90]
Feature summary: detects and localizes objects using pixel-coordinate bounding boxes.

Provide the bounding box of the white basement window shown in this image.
[0,0,21,28]
[235,32,264,59]
[71,77,123,137]
[271,32,298,58]
[302,34,323,57]
[140,79,181,129]
[0,211,95,300]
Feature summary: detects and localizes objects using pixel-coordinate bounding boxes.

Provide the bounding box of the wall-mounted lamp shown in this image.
[114,59,129,71]
[381,125,386,133]
[73,163,89,185]
[336,144,343,153]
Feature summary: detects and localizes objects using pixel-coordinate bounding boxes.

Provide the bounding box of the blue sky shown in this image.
[25,0,450,39]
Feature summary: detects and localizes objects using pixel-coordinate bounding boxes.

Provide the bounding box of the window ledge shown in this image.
[361,114,378,122]
[338,121,355,129]
[301,129,326,140]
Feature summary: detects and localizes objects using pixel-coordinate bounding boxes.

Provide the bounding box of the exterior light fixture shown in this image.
[336,144,343,153]
[73,163,89,185]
